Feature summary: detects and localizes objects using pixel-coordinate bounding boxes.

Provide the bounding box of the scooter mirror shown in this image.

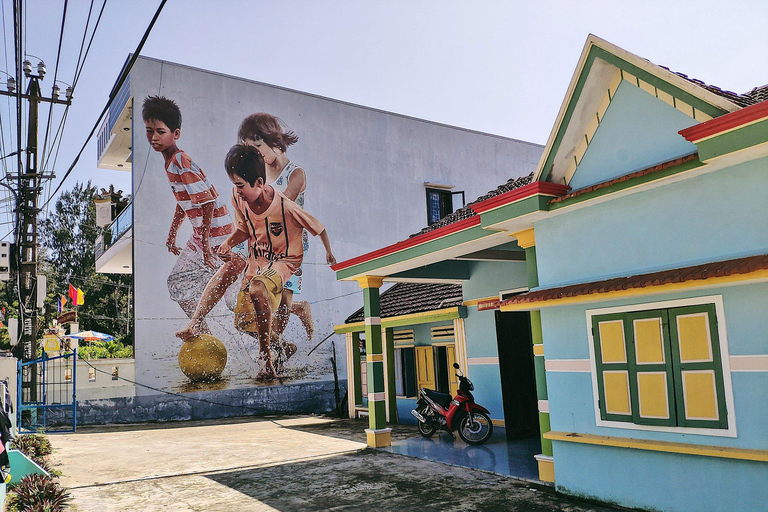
[453,363,460,369]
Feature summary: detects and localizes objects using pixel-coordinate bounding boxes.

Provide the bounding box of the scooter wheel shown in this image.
[418,420,437,438]
[458,412,493,445]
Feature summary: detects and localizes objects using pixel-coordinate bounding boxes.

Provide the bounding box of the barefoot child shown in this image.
[219,143,336,380]
[238,114,314,353]
[142,96,246,337]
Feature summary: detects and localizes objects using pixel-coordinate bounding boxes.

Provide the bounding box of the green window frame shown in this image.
[592,303,728,429]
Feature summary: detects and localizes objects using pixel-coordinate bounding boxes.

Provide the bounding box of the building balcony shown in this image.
[97,76,132,171]
[95,203,132,274]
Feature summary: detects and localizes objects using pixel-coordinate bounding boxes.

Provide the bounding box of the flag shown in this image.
[57,295,66,313]
[68,284,85,306]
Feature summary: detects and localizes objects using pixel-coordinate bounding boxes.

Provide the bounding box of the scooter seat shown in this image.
[423,388,452,409]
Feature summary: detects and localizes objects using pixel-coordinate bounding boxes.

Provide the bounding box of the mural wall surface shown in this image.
[129,57,543,395]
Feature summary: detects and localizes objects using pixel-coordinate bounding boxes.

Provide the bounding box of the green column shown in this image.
[357,276,391,447]
[352,332,363,407]
[525,245,553,459]
[385,327,398,422]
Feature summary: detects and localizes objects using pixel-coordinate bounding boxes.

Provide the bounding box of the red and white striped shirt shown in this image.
[165,151,233,248]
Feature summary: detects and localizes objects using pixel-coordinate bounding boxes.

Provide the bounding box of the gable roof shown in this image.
[533,35,750,185]
[345,282,463,323]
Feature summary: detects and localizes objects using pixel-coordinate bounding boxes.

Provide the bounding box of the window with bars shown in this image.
[591,303,728,429]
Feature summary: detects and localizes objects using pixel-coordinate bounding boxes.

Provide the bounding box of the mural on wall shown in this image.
[141,95,337,389]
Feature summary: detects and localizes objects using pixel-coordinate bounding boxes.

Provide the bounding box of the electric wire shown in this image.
[39,0,68,168]
[43,0,168,211]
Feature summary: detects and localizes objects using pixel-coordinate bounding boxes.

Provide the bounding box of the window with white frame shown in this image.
[591,303,728,429]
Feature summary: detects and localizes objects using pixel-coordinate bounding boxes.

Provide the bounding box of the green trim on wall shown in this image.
[539,412,553,456]
[534,353,548,400]
[540,45,728,182]
[336,225,495,280]
[525,246,539,289]
[548,157,705,211]
[695,119,768,161]
[480,196,550,229]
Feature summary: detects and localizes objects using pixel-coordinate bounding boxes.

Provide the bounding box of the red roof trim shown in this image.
[679,100,768,142]
[331,215,481,272]
[471,182,570,214]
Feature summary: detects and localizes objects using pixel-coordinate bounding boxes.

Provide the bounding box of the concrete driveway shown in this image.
[49,416,625,512]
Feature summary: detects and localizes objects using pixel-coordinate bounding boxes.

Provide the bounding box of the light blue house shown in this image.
[333,35,768,511]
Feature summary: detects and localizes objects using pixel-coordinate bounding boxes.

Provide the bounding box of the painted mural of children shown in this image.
[142,96,247,336]
[237,114,315,344]
[218,143,336,379]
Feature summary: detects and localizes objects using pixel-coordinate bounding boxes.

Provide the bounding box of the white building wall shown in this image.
[127,57,543,395]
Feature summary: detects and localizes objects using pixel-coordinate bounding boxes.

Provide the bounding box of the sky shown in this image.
[0,0,766,238]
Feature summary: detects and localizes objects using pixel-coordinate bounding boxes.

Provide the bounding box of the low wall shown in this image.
[71,379,345,425]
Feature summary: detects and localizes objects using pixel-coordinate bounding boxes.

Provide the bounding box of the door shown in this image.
[415,346,435,392]
[446,344,459,396]
[495,311,540,439]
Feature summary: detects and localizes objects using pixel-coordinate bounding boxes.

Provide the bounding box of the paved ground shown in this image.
[49,415,627,512]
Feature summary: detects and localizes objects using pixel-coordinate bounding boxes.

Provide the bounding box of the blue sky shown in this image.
[0,0,765,236]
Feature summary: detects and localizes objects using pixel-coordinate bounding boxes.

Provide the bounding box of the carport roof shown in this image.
[345,282,463,324]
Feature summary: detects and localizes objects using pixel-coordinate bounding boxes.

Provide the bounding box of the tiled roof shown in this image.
[410,173,533,237]
[548,153,698,205]
[501,254,768,306]
[661,67,766,108]
[345,282,463,323]
[743,84,768,105]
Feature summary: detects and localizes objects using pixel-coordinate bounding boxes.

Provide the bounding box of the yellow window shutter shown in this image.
[446,344,459,396]
[415,346,435,392]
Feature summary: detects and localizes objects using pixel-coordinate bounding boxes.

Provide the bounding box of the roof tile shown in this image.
[345,282,463,323]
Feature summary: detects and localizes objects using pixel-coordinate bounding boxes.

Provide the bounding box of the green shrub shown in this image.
[5,474,71,512]
[77,339,133,360]
[10,433,53,461]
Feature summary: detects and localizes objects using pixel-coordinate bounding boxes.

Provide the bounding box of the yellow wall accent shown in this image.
[634,318,665,364]
[537,458,555,483]
[512,228,536,249]
[366,354,383,363]
[683,371,719,420]
[675,98,694,118]
[656,89,675,107]
[335,307,464,334]
[544,431,768,462]
[356,276,385,289]
[677,314,713,362]
[366,428,392,448]
[638,372,670,419]
[491,419,506,427]
[599,321,626,363]
[500,269,768,311]
[532,344,545,356]
[447,344,459,397]
[604,371,631,414]
[464,296,497,307]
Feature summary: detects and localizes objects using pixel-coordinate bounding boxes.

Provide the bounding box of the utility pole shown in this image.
[0,60,71,401]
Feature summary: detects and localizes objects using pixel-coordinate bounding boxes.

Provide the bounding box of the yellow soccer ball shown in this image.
[178,334,227,382]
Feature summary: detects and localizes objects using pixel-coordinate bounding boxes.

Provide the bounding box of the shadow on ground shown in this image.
[206,449,622,512]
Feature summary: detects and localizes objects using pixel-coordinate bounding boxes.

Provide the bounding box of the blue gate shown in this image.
[17,350,77,433]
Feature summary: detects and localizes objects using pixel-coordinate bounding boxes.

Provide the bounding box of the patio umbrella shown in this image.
[68,331,115,342]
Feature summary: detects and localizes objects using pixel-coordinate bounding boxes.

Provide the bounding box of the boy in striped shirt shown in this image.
[143,96,246,339]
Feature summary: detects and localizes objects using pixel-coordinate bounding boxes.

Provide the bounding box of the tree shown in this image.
[39,181,132,342]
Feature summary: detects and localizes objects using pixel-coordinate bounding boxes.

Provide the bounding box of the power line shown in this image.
[39,0,68,167]
[43,0,168,210]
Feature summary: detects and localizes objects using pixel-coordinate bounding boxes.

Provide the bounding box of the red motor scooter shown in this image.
[411,362,494,445]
